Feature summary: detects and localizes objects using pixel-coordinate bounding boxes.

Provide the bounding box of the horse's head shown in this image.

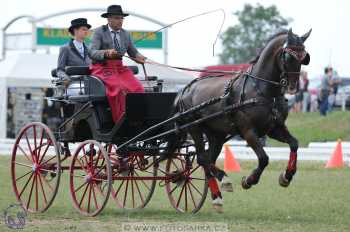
[277,28,311,94]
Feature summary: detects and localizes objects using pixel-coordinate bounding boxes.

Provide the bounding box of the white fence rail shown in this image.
[1,139,350,162]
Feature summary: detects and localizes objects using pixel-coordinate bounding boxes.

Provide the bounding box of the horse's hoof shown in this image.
[212,204,224,213]
[221,182,233,192]
[279,171,290,187]
[241,176,252,190]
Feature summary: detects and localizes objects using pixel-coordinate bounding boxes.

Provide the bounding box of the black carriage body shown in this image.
[53,67,177,144]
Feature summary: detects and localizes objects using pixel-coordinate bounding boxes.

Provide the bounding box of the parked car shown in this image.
[334,78,350,107]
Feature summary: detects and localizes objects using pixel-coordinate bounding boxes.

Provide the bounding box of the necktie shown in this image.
[112,31,121,52]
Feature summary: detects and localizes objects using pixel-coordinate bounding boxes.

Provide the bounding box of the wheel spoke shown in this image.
[188,181,203,197]
[134,171,151,191]
[37,127,44,160]
[89,144,94,168]
[91,183,99,210]
[33,125,38,162]
[14,162,32,169]
[87,184,92,213]
[19,172,34,198]
[26,174,36,209]
[37,173,48,205]
[171,159,180,170]
[184,183,188,211]
[113,179,125,198]
[37,172,54,192]
[169,184,179,194]
[129,179,134,208]
[74,181,88,193]
[133,178,145,206]
[189,165,200,175]
[123,179,130,207]
[38,142,52,165]
[78,184,89,208]
[76,157,88,173]
[176,181,186,208]
[24,132,35,162]
[35,171,39,211]
[73,174,86,179]
[16,144,32,163]
[187,183,197,209]
[94,150,102,167]
[16,170,32,182]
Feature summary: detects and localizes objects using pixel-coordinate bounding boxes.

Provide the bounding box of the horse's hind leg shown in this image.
[239,127,269,189]
[189,128,223,213]
[268,125,299,187]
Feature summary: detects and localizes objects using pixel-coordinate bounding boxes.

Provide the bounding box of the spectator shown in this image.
[319,67,333,116]
[327,67,342,112]
[300,71,310,112]
[293,80,303,113]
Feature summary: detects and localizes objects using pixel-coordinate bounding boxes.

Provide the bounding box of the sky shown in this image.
[1,0,350,79]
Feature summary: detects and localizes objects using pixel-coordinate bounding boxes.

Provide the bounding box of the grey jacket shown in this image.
[89,24,141,62]
[57,39,91,80]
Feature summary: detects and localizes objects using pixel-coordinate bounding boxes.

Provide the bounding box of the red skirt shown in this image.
[90,60,144,123]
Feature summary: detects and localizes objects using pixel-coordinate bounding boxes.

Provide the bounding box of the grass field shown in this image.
[1,156,350,232]
[268,111,350,147]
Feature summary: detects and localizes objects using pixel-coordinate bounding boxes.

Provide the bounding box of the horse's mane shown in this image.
[249,29,288,64]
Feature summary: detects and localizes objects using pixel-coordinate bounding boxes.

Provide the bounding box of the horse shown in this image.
[167,28,311,212]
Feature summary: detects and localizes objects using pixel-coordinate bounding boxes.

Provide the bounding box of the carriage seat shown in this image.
[51,65,139,78]
[51,66,139,102]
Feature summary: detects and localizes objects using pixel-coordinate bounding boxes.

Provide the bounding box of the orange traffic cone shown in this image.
[325,139,344,168]
[224,144,241,172]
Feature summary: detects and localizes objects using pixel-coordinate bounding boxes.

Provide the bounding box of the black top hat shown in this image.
[101,5,129,18]
[68,18,91,34]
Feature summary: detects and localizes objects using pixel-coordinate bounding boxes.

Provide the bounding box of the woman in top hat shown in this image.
[57,18,92,85]
[89,5,146,123]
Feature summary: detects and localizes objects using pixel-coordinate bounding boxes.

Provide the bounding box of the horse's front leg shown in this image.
[240,128,269,189]
[206,132,233,192]
[189,129,223,213]
[268,125,299,187]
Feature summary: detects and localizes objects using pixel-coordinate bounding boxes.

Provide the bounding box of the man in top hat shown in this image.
[89,5,145,123]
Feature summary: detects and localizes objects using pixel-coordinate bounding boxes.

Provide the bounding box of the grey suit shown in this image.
[57,39,91,80]
[89,24,141,62]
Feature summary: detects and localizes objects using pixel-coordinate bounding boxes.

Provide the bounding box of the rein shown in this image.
[139,58,288,87]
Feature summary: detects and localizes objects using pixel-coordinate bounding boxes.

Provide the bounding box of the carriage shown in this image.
[10,65,208,216]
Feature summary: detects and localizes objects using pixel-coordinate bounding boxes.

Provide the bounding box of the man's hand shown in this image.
[132,55,146,64]
[104,49,119,59]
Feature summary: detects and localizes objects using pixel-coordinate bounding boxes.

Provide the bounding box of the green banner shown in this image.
[36,27,162,49]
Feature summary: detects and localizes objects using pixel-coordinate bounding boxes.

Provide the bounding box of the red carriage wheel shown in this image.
[165,153,208,213]
[69,140,112,216]
[11,122,61,213]
[107,144,157,210]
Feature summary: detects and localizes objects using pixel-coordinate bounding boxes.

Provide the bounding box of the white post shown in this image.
[163,29,168,65]
[341,93,346,111]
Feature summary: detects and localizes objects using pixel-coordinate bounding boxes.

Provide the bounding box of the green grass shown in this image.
[268,111,350,147]
[1,156,350,231]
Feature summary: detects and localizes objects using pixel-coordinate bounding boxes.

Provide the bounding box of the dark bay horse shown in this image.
[168,28,311,212]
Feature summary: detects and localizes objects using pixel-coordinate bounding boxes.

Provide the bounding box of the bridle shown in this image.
[278,44,308,87]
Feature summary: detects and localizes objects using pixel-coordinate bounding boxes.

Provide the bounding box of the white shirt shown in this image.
[73,39,84,58]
